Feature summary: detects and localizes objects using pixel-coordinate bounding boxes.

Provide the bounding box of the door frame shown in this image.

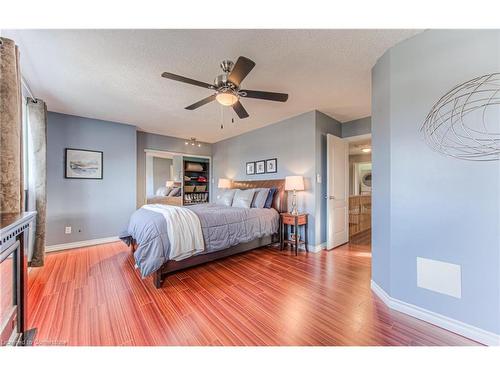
[326,134,349,249]
[143,149,212,206]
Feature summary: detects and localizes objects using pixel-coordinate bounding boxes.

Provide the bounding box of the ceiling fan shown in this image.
[161,56,289,119]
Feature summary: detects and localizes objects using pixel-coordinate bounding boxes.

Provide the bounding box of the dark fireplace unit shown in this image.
[0,212,36,346]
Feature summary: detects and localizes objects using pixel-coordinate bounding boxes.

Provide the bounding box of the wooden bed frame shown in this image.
[131,179,287,288]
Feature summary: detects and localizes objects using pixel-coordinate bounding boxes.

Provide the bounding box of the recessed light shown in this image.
[361,147,371,153]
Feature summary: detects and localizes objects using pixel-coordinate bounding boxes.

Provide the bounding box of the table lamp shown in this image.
[285,176,304,215]
[218,178,232,189]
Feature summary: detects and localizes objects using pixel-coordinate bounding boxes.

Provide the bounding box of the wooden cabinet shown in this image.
[349,195,371,238]
[0,212,37,345]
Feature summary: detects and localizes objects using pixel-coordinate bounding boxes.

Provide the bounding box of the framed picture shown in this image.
[246,161,255,175]
[255,160,265,174]
[65,148,103,179]
[265,158,277,173]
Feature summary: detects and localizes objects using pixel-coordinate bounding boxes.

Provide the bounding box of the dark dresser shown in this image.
[0,211,37,345]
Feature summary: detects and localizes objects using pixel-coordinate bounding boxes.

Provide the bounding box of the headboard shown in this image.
[232,179,287,213]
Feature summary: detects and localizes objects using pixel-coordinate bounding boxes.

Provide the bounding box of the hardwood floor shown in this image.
[27,241,480,346]
[349,229,372,247]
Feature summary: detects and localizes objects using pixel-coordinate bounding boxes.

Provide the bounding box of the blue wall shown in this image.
[342,116,371,138]
[46,112,137,245]
[212,110,342,248]
[213,111,318,245]
[372,51,392,293]
[372,30,500,335]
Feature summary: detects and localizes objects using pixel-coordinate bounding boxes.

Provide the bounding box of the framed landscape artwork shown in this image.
[246,162,255,175]
[65,148,103,179]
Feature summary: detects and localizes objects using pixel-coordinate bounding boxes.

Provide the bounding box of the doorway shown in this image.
[347,136,372,248]
[326,134,371,250]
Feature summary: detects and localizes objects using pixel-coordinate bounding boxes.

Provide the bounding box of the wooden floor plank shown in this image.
[27,241,481,346]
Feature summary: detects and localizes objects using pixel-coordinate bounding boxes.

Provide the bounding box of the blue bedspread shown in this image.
[123,203,279,277]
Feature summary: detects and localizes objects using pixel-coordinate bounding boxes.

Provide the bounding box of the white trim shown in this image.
[342,133,372,142]
[310,242,326,252]
[370,279,393,305]
[293,242,325,253]
[371,280,500,346]
[45,236,119,253]
[143,148,212,161]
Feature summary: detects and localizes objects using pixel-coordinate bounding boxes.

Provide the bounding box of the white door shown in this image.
[326,134,349,249]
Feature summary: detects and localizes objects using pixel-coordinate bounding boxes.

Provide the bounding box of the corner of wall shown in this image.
[371,46,392,295]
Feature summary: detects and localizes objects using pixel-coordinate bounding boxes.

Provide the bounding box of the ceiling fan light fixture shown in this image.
[161,56,288,122]
[216,92,238,106]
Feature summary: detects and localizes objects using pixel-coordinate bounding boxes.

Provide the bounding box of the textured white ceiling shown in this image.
[5,29,421,143]
[349,137,372,155]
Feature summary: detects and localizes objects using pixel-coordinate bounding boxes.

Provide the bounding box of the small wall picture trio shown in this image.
[246,158,277,175]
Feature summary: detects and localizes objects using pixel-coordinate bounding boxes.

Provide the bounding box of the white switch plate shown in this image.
[417,257,462,298]
[65,226,72,234]
[316,174,322,183]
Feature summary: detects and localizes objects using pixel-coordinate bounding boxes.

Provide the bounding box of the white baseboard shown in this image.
[293,242,325,253]
[45,236,119,253]
[371,280,500,346]
[310,242,326,253]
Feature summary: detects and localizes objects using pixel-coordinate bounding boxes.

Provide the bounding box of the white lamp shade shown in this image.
[218,178,232,189]
[285,175,304,191]
[165,180,175,188]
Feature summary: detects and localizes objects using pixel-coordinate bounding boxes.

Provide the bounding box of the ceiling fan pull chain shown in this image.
[220,105,224,129]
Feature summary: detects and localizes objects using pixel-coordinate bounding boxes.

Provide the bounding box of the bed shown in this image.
[145,195,182,206]
[123,179,286,288]
[146,183,182,206]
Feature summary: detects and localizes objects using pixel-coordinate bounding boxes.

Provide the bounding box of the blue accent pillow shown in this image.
[264,187,277,209]
[251,188,270,208]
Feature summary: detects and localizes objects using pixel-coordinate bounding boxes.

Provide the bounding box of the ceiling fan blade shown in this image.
[239,89,288,102]
[161,72,214,89]
[232,100,249,119]
[185,94,217,110]
[227,56,256,86]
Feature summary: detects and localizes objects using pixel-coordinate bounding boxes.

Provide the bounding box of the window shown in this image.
[21,95,29,210]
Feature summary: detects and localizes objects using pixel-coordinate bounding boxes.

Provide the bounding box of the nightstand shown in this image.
[280,213,308,255]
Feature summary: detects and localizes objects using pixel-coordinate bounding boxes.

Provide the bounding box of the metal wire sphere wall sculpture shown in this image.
[421,73,500,161]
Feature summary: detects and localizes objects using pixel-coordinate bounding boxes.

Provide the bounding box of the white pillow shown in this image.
[232,189,255,209]
[156,186,171,196]
[216,189,236,206]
